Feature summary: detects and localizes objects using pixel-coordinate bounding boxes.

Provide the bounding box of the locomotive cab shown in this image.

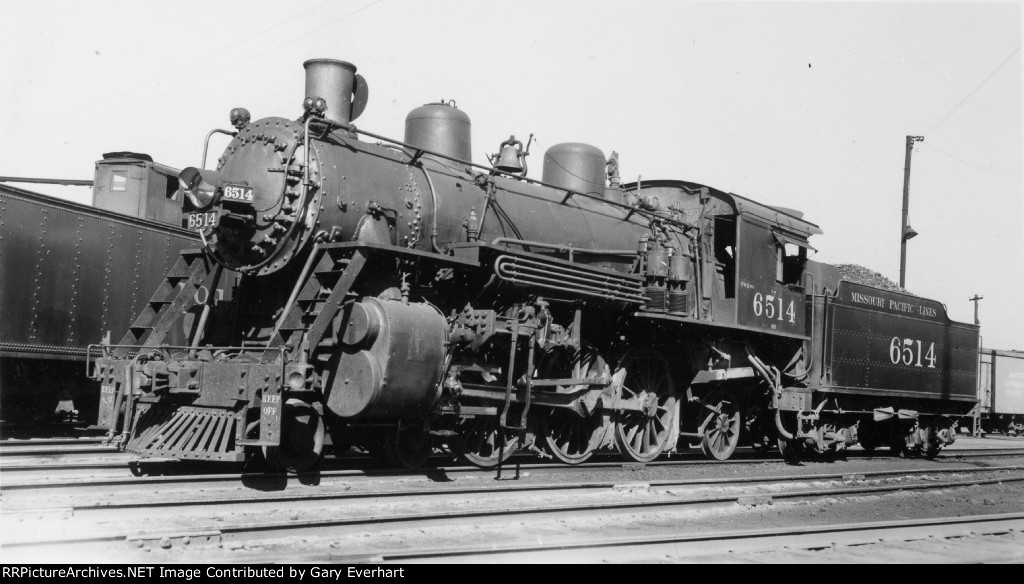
[93,152,182,223]
[729,204,816,336]
[621,180,820,330]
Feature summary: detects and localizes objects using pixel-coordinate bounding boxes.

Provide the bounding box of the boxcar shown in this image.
[975,348,1024,435]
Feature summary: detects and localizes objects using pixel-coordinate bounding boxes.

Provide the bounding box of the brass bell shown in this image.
[494,144,524,173]
[490,135,531,175]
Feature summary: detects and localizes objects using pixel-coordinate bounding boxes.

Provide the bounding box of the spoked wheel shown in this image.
[700,392,741,461]
[262,399,325,473]
[541,408,607,465]
[384,422,433,469]
[450,410,520,468]
[539,346,610,465]
[613,347,677,463]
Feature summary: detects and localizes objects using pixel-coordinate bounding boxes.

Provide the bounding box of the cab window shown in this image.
[776,242,805,286]
[714,216,736,298]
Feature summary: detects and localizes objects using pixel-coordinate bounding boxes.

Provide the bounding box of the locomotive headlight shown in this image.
[179,167,223,210]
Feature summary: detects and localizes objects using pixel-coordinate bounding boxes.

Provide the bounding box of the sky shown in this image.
[2,0,1022,349]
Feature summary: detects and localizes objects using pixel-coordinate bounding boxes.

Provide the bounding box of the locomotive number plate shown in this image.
[222,183,254,204]
[187,211,218,230]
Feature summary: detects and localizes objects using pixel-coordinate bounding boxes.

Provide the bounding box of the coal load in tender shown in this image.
[833,264,914,295]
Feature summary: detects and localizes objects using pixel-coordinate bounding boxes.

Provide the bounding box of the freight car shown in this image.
[973,348,1024,435]
[0,154,199,430]
[92,59,978,471]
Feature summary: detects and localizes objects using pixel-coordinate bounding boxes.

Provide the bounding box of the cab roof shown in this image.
[622,179,823,238]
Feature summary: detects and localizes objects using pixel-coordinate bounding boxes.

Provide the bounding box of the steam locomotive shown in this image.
[92,59,979,471]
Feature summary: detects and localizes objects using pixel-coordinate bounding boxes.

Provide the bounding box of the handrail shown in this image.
[87,343,288,379]
[0,176,92,186]
[201,129,238,169]
[490,237,637,261]
[305,117,695,231]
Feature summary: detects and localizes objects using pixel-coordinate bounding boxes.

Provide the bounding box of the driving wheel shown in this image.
[540,345,610,465]
[612,347,677,463]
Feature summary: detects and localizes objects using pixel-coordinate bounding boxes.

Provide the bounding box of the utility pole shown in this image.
[900,135,924,288]
[969,294,984,325]
[969,293,984,436]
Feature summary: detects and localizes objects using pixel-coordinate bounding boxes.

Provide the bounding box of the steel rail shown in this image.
[5,465,1022,515]
[0,442,1015,466]
[4,448,1024,489]
[350,512,1024,563]
[5,472,1023,548]
[0,446,118,456]
[0,438,106,447]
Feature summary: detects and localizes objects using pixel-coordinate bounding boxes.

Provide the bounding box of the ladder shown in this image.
[114,249,215,356]
[266,245,370,358]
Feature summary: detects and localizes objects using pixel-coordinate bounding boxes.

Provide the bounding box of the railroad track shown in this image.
[345,513,1024,563]
[0,436,116,458]
[3,446,1023,481]
[0,437,106,447]
[0,446,118,457]
[4,431,1024,488]
[4,464,1022,516]
[3,464,1022,559]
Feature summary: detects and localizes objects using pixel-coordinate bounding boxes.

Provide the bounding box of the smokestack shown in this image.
[303,59,359,126]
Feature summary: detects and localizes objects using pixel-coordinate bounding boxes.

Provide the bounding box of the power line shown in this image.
[925,45,1020,136]
[923,143,1020,177]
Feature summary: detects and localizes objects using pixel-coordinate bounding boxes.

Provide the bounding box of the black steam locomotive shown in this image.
[93,59,979,471]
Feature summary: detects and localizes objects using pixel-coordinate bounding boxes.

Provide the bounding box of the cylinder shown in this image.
[542,143,606,197]
[405,103,472,162]
[325,298,447,418]
[303,59,357,126]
